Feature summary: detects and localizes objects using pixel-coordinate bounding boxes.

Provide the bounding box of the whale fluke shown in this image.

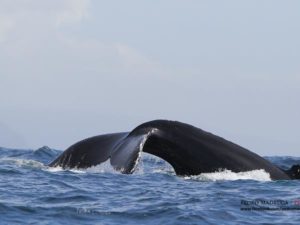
[49,120,295,180]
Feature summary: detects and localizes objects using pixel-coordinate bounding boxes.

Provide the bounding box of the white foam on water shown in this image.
[184,169,271,181]
[152,168,175,175]
[84,160,118,174]
[45,160,117,174]
[0,156,271,181]
[46,166,64,172]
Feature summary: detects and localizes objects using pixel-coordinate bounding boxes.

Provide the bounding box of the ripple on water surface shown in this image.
[0,148,300,225]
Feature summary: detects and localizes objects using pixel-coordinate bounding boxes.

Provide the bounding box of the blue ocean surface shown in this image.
[0,146,299,225]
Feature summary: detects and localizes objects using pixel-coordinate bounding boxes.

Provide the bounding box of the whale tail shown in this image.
[286,164,300,179]
[48,120,293,180]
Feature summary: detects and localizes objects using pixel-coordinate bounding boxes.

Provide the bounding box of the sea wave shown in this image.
[1,147,300,225]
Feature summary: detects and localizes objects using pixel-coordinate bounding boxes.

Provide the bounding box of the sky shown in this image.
[0,0,299,156]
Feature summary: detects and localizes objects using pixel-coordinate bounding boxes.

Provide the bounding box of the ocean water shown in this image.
[0,146,300,225]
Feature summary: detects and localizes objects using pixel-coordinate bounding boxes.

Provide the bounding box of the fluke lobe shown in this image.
[49,120,300,180]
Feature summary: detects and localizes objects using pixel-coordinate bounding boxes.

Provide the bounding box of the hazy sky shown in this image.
[0,0,299,156]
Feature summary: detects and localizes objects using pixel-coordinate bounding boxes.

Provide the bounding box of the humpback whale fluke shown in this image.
[49,120,299,180]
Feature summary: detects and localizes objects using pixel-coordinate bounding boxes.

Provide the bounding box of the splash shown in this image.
[184,169,271,181]
[45,160,117,174]
[135,152,175,175]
